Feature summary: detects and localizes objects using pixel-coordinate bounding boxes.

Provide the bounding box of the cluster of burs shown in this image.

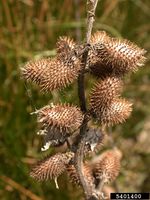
[21,31,146,192]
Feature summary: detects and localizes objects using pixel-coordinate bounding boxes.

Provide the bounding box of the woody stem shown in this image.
[75,0,99,200]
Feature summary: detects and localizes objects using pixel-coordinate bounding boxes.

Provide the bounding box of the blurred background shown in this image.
[0,0,150,199]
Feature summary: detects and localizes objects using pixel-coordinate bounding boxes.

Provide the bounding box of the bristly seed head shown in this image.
[96,98,132,126]
[94,38,146,75]
[21,53,81,91]
[35,104,84,133]
[91,149,121,186]
[56,36,76,60]
[87,31,146,77]
[31,104,83,151]
[89,75,133,126]
[87,31,112,78]
[90,76,123,110]
[30,152,74,188]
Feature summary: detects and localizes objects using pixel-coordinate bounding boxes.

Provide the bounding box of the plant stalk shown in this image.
[75,0,99,199]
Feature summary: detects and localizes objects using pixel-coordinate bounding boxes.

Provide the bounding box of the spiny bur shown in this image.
[56,36,76,59]
[30,152,73,189]
[100,98,132,126]
[94,37,146,75]
[35,104,83,133]
[89,75,133,126]
[88,31,112,77]
[21,51,81,91]
[33,104,84,150]
[91,98,132,126]
[91,149,121,186]
[90,76,123,110]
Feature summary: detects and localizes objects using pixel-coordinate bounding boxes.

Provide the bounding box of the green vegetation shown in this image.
[0,0,150,199]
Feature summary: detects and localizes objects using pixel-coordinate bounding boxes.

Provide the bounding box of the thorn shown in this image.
[30,109,39,115]
[41,141,51,151]
[54,177,59,189]
[50,103,55,108]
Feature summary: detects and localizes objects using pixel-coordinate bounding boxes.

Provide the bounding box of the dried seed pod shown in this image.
[21,52,81,91]
[34,104,83,151]
[34,104,83,133]
[90,76,123,114]
[91,149,121,185]
[95,38,146,75]
[39,126,68,151]
[95,98,132,126]
[66,163,94,187]
[30,152,73,188]
[84,128,104,153]
[88,31,112,78]
[56,36,76,59]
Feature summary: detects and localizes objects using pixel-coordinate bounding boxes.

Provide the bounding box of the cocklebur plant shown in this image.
[21,1,146,199]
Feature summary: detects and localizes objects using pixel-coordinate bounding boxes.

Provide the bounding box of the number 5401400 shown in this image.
[116,193,142,199]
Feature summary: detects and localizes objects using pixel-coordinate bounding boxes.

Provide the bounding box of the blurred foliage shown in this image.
[0,0,150,199]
